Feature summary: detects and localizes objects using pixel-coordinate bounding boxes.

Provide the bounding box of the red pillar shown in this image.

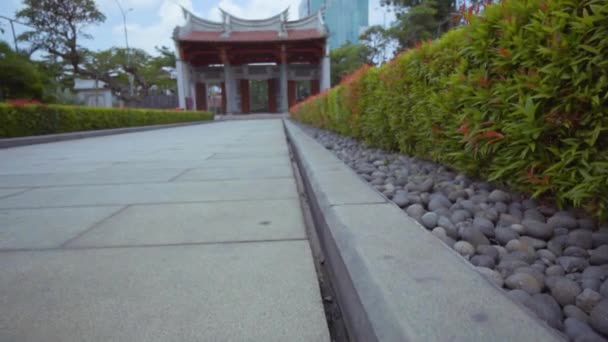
[220,82,227,114]
[310,79,320,96]
[195,83,207,111]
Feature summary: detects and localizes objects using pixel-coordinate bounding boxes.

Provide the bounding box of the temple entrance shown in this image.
[249,80,268,113]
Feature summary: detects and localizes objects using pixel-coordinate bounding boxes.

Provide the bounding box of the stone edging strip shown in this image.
[0,120,214,149]
[284,119,564,341]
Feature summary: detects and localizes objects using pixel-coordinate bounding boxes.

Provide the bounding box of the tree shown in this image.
[0,41,44,100]
[15,0,176,104]
[359,25,391,65]
[82,47,176,102]
[381,0,458,48]
[330,43,371,86]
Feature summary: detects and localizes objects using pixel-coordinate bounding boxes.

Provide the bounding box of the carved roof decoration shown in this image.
[174,6,327,43]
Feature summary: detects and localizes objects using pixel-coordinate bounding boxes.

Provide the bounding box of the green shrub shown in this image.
[291,0,608,218]
[0,103,213,138]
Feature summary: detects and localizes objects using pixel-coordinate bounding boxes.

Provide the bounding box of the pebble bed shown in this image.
[296,122,608,341]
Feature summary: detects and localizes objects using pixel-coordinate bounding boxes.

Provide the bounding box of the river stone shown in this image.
[406,204,425,220]
[454,240,475,258]
[523,293,563,331]
[531,263,547,274]
[473,217,495,237]
[505,272,542,294]
[494,245,508,260]
[538,205,557,216]
[546,265,565,277]
[551,277,583,306]
[522,199,538,210]
[471,255,496,269]
[392,192,409,208]
[489,189,510,203]
[569,229,594,250]
[564,318,601,341]
[497,260,530,278]
[555,227,570,236]
[522,219,554,239]
[421,212,438,229]
[548,235,568,256]
[507,289,531,304]
[564,246,590,258]
[451,209,472,223]
[524,208,546,222]
[511,224,526,234]
[538,249,557,264]
[600,279,608,298]
[548,214,579,230]
[565,305,591,323]
[579,218,596,231]
[494,202,508,214]
[593,232,608,248]
[577,289,603,314]
[476,266,503,287]
[584,266,608,281]
[590,300,608,337]
[505,239,523,253]
[458,225,490,247]
[428,198,447,211]
[590,246,608,266]
[558,256,590,273]
[498,213,521,226]
[495,228,520,246]
[515,267,545,289]
[581,278,602,292]
[520,236,547,250]
[476,245,499,261]
[437,216,458,239]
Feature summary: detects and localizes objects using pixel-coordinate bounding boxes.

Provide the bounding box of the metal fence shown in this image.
[130,94,178,109]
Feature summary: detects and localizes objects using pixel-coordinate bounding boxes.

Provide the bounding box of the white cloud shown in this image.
[111,0,194,54]
[207,0,301,22]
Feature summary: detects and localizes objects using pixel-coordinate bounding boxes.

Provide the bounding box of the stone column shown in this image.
[321,43,331,91]
[279,45,288,112]
[224,63,235,114]
[176,59,186,108]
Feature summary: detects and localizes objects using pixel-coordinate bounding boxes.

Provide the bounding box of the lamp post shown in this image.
[113,0,134,97]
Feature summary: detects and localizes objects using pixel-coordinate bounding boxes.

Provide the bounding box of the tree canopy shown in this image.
[330,43,371,86]
[15,0,176,104]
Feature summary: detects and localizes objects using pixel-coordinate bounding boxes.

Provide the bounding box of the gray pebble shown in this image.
[577,289,603,314]
[476,266,503,287]
[558,256,590,273]
[454,240,475,258]
[590,300,608,336]
[488,189,510,203]
[546,265,566,277]
[458,225,490,247]
[505,272,542,294]
[551,277,583,306]
[471,254,496,269]
[523,293,563,331]
[421,212,438,229]
[548,214,579,230]
[564,318,602,341]
[495,227,520,246]
[564,246,591,258]
[591,246,608,266]
[522,219,554,239]
[508,289,531,304]
[405,204,425,220]
[569,229,594,250]
[476,245,499,261]
[565,305,591,323]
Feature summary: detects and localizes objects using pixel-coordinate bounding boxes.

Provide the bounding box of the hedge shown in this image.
[291,0,608,218]
[0,103,213,138]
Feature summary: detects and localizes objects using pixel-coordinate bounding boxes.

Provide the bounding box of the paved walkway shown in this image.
[0,120,330,341]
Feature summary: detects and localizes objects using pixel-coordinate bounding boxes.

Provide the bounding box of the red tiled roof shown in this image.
[179,29,324,43]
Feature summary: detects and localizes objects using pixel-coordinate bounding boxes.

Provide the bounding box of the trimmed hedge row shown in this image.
[291,0,608,218]
[0,103,213,138]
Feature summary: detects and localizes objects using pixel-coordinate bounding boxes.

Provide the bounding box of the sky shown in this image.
[0,0,395,56]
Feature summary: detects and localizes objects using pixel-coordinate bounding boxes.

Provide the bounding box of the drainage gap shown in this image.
[285,122,350,342]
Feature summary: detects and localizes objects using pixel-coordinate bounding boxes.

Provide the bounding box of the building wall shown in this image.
[300,0,369,50]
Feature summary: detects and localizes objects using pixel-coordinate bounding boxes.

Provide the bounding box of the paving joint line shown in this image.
[0,196,301,211]
[60,205,132,248]
[0,237,309,253]
[167,168,195,182]
[0,188,35,199]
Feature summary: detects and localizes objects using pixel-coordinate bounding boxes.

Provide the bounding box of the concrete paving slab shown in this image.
[0,179,298,208]
[0,188,29,198]
[0,241,330,342]
[0,168,185,187]
[174,164,293,181]
[68,199,306,247]
[0,206,122,249]
[210,152,289,159]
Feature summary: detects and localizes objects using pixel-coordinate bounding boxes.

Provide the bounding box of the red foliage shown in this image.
[497,47,510,57]
[6,99,43,106]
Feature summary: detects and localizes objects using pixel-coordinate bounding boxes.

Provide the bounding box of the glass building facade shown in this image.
[299,0,369,50]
